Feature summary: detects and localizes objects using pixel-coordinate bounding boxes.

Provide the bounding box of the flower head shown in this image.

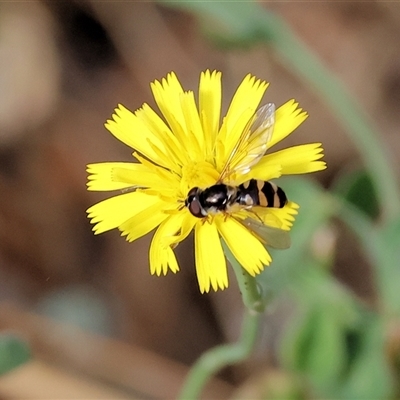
[87,70,326,293]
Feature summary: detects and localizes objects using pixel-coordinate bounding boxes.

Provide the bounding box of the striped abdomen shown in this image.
[237,179,287,208]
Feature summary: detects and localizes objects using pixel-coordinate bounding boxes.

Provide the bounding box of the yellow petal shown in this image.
[215,216,271,277]
[195,221,228,293]
[199,70,222,158]
[239,163,282,184]
[260,143,327,176]
[217,75,269,169]
[87,162,172,192]
[150,73,187,144]
[150,214,185,276]
[151,74,208,163]
[268,100,308,148]
[224,74,269,131]
[87,192,160,234]
[132,153,181,197]
[162,209,197,247]
[135,103,188,166]
[180,90,205,159]
[119,200,172,242]
[105,104,177,172]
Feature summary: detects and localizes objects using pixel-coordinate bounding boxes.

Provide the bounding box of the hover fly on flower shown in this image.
[87,70,326,292]
[184,102,291,249]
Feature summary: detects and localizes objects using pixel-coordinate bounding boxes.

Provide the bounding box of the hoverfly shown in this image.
[185,103,291,249]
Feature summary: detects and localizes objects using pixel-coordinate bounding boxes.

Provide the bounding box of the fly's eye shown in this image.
[185,187,204,218]
[185,187,199,207]
[187,187,199,197]
[185,196,194,207]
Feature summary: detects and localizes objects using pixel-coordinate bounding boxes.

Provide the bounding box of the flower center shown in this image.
[180,161,220,197]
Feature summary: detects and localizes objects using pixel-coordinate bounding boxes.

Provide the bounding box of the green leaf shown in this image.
[0,334,31,375]
[333,168,379,219]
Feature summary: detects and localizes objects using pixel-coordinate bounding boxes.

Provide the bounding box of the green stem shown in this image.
[223,241,266,313]
[177,241,265,399]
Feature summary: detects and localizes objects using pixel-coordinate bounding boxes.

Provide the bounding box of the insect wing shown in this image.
[241,217,291,249]
[249,103,275,146]
[219,103,275,183]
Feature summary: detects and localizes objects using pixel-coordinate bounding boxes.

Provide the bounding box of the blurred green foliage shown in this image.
[0,334,31,375]
[334,169,379,219]
[262,177,395,399]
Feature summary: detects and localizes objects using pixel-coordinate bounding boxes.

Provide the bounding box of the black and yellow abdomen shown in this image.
[237,179,287,208]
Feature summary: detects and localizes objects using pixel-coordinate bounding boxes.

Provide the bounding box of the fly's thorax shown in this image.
[200,184,238,214]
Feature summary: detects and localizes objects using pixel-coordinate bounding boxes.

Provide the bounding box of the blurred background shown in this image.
[0,1,399,398]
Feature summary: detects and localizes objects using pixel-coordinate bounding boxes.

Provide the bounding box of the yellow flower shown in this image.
[87,70,326,293]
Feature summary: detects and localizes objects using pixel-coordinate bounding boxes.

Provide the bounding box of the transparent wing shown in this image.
[219,103,275,183]
[240,217,291,249]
